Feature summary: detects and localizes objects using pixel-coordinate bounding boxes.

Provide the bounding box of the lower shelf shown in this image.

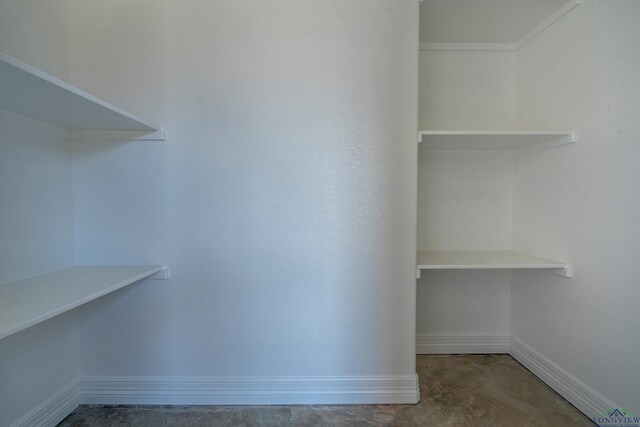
[0,265,163,340]
[416,250,572,279]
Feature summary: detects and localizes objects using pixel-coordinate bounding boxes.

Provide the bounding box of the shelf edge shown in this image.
[416,263,573,278]
[0,265,163,341]
[417,264,567,269]
[0,52,161,132]
[71,129,167,141]
[415,250,573,279]
[417,130,576,153]
[0,110,167,141]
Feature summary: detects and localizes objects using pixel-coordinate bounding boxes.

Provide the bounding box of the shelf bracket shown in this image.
[552,265,573,278]
[147,267,170,280]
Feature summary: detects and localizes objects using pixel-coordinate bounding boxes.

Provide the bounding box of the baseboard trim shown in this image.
[10,335,619,422]
[10,379,80,427]
[509,335,616,420]
[79,374,420,405]
[416,332,509,354]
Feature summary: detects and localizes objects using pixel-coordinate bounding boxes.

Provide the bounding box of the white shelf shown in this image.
[418,130,575,152]
[416,250,572,278]
[0,52,164,139]
[0,265,163,340]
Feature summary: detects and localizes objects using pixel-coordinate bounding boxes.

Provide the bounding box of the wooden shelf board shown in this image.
[418,130,575,151]
[0,52,159,131]
[417,250,567,270]
[0,265,162,340]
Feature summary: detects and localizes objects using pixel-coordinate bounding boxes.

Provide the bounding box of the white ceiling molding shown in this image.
[419,0,582,52]
[515,0,582,49]
[420,42,516,52]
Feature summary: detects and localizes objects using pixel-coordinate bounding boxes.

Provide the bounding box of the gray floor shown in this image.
[58,355,594,426]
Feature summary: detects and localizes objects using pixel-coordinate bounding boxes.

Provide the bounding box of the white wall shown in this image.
[0,2,79,424]
[0,120,74,283]
[0,0,69,80]
[512,0,640,415]
[417,152,514,251]
[419,50,515,130]
[416,50,515,347]
[0,312,79,427]
[0,120,79,426]
[66,0,419,399]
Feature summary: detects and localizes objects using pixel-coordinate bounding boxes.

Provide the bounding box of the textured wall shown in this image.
[512,0,640,414]
[419,50,516,130]
[0,0,69,80]
[0,2,78,424]
[68,0,419,397]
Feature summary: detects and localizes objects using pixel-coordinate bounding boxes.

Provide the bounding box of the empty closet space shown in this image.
[416,1,579,354]
[0,53,168,341]
[416,44,517,353]
[1,0,639,425]
[416,0,640,419]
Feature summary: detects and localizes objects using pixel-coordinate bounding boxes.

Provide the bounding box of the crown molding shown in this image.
[420,0,582,53]
[420,42,515,52]
[516,0,582,50]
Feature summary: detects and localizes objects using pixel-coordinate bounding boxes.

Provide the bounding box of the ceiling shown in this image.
[420,0,569,43]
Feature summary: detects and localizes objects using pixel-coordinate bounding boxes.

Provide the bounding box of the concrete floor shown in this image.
[58,355,594,426]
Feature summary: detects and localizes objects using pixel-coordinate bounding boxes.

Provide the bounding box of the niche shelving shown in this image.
[0,53,167,341]
[416,250,573,279]
[416,130,575,279]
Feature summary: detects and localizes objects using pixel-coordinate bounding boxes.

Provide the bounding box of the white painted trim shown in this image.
[509,335,616,420]
[516,0,582,50]
[0,109,70,139]
[420,42,516,52]
[9,379,80,427]
[80,374,420,405]
[416,332,509,354]
[9,335,621,424]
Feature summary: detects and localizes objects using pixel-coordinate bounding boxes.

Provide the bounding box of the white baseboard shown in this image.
[11,335,619,424]
[10,379,80,427]
[8,374,417,424]
[416,332,510,354]
[509,335,616,420]
[80,374,420,405]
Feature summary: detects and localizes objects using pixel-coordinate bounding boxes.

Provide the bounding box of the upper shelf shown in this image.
[0,52,164,138]
[418,131,576,152]
[416,250,572,278]
[0,265,163,340]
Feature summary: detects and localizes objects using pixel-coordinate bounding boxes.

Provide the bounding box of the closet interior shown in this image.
[415,0,579,353]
